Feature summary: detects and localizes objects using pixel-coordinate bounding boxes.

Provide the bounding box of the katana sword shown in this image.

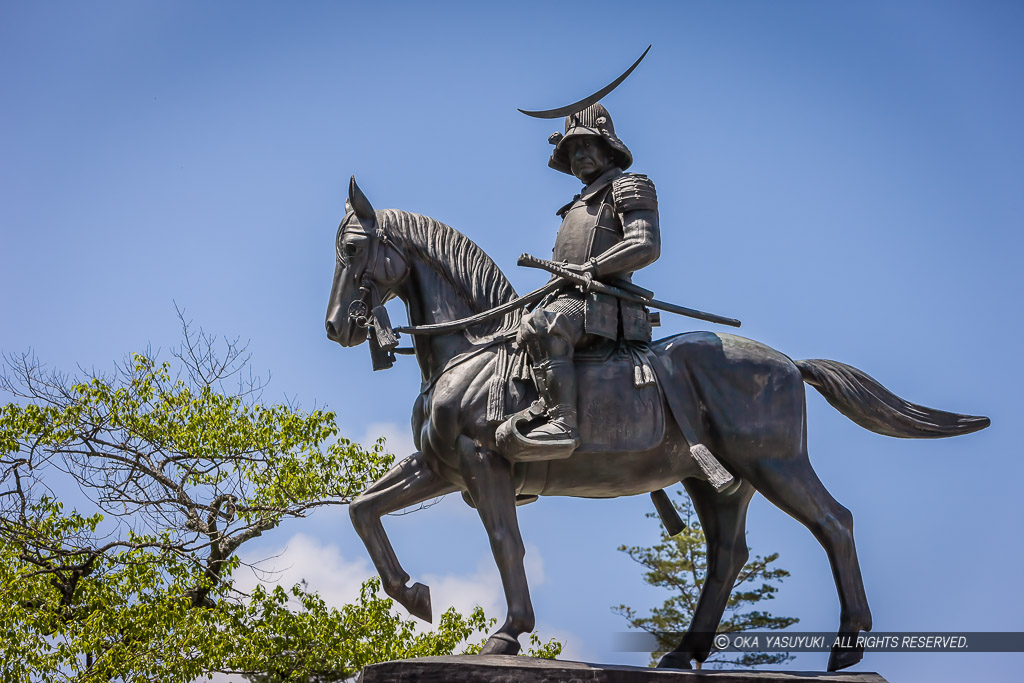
[518,254,742,328]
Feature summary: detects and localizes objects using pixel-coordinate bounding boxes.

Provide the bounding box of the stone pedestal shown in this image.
[356,655,889,683]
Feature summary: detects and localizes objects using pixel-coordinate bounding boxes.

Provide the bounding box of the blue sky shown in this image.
[2,2,1022,680]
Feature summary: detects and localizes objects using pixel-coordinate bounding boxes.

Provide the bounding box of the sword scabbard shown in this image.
[517,253,741,328]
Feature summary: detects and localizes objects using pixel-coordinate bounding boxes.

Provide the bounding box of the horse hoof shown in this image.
[480,632,521,656]
[656,651,693,670]
[404,582,432,623]
[828,643,864,671]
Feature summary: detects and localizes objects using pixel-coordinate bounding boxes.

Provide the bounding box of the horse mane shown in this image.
[377,209,521,337]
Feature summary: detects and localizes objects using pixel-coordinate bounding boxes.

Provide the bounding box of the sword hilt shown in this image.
[517,253,590,287]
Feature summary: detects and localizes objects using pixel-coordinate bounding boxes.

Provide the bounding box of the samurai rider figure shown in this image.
[516,102,660,455]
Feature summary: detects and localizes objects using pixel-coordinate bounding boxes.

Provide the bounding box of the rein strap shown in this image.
[395,280,563,336]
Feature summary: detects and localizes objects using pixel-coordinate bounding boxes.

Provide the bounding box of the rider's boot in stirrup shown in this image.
[495,356,581,461]
[524,357,579,444]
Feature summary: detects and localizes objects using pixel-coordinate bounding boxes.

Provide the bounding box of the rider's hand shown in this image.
[560,261,596,290]
[562,261,595,276]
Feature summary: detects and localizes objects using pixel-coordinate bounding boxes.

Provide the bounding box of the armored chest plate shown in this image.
[552,188,621,265]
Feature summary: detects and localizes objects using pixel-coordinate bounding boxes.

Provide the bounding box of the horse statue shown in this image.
[325,177,989,672]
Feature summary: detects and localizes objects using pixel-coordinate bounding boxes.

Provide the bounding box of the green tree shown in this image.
[0,318,559,682]
[615,491,798,668]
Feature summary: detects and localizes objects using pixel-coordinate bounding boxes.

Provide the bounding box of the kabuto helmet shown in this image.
[547,102,633,176]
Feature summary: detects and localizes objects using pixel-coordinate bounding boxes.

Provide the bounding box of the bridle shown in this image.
[338,212,409,370]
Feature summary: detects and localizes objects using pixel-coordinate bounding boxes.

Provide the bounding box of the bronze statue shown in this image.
[501,102,660,459]
[325,49,990,672]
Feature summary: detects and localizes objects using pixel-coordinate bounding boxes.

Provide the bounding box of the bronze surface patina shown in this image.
[324,51,990,673]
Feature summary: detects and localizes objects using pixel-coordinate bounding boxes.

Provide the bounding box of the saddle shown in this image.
[491,338,737,493]
[576,342,665,453]
[494,341,665,458]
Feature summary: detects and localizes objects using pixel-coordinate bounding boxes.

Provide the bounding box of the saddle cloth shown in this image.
[489,341,666,454]
[576,344,665,453]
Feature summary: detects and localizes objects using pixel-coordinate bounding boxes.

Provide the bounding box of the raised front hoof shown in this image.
[479,632,521,656]
[401,582,432,623]
[828,642,864,671]
[656,651,693,670]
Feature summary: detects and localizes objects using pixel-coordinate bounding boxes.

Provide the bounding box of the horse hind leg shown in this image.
[657,478,755,670]
[349,451,458,622]
[750,451,872,671]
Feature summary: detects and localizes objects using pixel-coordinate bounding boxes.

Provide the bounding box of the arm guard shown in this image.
[590,174,661,278]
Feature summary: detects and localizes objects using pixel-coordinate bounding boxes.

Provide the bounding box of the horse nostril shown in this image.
[326,320,337,340]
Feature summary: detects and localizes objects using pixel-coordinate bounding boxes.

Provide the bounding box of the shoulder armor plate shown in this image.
[612,173,657,213]
[556,194,579,217]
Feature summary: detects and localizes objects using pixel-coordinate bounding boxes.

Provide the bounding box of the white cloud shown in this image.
[422,542,547,621]
[359,421,416,459]
[524,542,546,585]
[422,560,504,620]
[237,532,513,622]
[235,532,370,609]
[206,536,583,681]
[237,534,552,631]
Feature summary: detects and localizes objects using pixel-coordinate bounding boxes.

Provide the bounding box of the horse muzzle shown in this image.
[325,305,368,347]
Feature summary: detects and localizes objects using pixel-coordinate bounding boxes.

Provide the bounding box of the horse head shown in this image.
[325,177,409,348]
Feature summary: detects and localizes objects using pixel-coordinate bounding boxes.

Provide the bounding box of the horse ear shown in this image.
[348,176,375,220]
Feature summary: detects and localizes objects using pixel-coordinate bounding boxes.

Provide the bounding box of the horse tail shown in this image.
[795,359,990,438]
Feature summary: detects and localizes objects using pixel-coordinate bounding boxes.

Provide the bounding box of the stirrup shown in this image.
[496,403,579,462]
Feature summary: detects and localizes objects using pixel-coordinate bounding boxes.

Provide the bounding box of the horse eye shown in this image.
[345,243,361,256]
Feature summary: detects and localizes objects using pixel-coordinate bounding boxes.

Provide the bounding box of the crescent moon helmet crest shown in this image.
[517,45,651,120]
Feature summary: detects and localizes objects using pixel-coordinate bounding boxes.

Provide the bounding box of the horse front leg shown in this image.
[456,435,535,655]
[349,451,458,621]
